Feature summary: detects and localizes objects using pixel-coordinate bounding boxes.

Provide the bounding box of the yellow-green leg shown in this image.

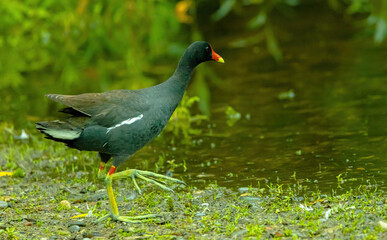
[98,162,107,180]
[96,166,185,223]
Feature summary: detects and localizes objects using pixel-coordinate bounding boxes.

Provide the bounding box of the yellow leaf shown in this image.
[175,0,193,24]
[0,171,13,177]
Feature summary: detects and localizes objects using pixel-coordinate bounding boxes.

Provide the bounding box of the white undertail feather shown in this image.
[43,129,82,140]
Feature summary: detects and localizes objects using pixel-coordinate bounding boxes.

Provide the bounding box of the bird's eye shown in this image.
[205,46,210,53]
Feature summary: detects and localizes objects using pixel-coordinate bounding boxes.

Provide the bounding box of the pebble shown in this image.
[231,229,248,238]
[125,191,137,201]
[238,187,258,193]
[69,224,80,233]
[240,196,262,202]
[25,222,33,226]
[379,221,387,230]
[294,196,304,202]
[237,187,249,193]
[68,220,86,227]
[87,192,106,202]
[195,212,206,217]
[89,232,103,237]
[0,201,9,208]
[59,200,71,210]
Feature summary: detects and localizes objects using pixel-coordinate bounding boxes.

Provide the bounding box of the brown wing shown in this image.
[46,92,109,117]
[46,90,151,127]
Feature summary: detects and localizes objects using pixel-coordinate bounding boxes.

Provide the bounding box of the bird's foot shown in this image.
[95,212,161,223]
[110,169,186,195]
[97,168,185,223]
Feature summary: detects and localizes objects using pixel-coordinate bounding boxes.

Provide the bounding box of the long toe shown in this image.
[95,213,111,223]
[111,169,185,194]
[95,213,161,223]
[112,214,162,223]
[136,174,175,193]
[137,170,186,185]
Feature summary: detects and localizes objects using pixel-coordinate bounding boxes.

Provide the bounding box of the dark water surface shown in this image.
[133,9,387,194]
[202,37,387,193]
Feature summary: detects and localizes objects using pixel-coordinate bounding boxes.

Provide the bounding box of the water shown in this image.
[132,9,387,193]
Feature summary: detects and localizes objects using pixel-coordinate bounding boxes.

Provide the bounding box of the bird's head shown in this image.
[187,41,224,65]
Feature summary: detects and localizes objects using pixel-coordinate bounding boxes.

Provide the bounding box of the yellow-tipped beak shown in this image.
[211,48,224,63]
[217,57,225,63]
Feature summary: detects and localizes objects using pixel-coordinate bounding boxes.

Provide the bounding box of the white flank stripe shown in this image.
[106,114,143,133]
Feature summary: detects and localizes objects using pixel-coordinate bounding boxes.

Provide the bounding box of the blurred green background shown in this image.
[0,0,386,127]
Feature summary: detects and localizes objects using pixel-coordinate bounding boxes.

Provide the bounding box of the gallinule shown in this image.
[36,41,224,223]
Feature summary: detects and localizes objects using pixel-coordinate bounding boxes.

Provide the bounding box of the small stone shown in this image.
[69,220,86,227]
[86,191,106,202]
[119,227,136,233]
[379,221,387,230]
[69,224,80,233]
[231,229,248,238]
[240,196,262,203]
[237,187,249,193]
[0,201,9,208]
[59,200,71,210]
[83,231,103,238]
[83,238,91,240]
[295,196,304,202]
[90,232,102,237]
[195,212,206,217]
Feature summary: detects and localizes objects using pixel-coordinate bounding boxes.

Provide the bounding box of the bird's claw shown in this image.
[128,169,185,195]
[95,212,162,223]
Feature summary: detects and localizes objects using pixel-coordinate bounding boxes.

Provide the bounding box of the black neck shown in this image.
[159,52,198,98]
[172,52,198,88]
[153,49,200,108]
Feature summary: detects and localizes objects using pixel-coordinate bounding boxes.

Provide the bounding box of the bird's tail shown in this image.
[36,120,82,142]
